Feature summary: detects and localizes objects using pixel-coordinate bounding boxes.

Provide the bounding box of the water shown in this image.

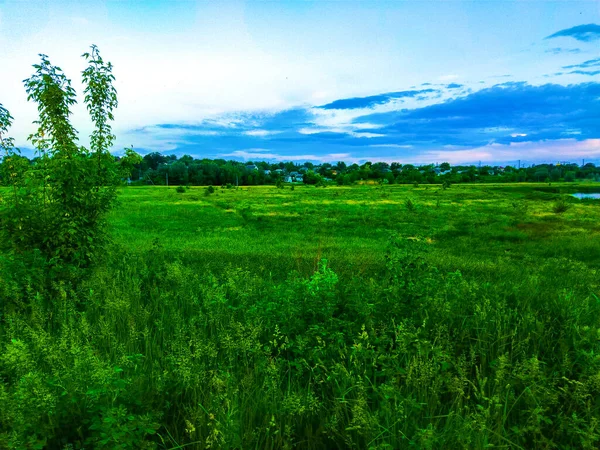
[571,193,600,199]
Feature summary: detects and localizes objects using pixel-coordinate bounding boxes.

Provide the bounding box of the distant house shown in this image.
[263,169,271,175]
[246,164,258,171]
[274,169,284,174]
[285,176,293,183]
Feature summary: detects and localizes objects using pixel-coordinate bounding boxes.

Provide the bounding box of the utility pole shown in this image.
[166,172,168,187]
[518,159,520,170]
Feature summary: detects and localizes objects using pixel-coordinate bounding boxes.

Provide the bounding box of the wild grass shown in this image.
[1,183,600,448]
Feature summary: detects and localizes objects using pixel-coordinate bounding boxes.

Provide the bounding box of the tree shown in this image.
[143,152,167,170]
[440,162,451,171]
[1,46,120,276]
[0,104,24,192]
[564,171,576,182]
[303,170,323,185]
[118,147,142,180]
[534,167,549,182]
[179,154,194,165]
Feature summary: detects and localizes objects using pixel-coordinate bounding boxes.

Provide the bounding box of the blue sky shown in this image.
[1,0,599,165]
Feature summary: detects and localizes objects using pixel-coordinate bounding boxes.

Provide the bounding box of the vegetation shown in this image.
[4,152,600,189]
[2,48,600,449]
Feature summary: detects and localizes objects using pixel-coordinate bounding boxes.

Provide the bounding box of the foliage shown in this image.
[552,198,570,214]
[118,147,143,180]
[0,48,119,278]
[1,201,599,448]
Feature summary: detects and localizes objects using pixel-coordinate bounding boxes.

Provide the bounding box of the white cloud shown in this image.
[243,130,282,137]
[422,139,600,164]
[220,150,362,164]
[369,144,413,148]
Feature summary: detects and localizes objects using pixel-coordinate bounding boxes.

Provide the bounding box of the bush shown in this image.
[405,198,417,212]
[552,199,570,214]
[176,185,185,193]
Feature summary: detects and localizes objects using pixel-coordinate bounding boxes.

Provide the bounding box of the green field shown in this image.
[110,183,600,278]
[2,183,600,448]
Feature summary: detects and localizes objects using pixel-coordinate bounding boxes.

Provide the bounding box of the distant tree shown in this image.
[179,154,194,165]
[390,162,402,172]
[143,152,167,170]
[169,161,188,184]
[335,161,347,172]
[534,167,549,182]
[479,165,492,176]
[440,162,451,171]
[303,170,323,185]
[118,147,142,180]
[564,171,576,182]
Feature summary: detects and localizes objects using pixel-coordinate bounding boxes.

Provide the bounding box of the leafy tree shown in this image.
[303,170,323,185]
[1,46,119,276]
[534,167,549,182]
[179,154,194,165]
[0,105,26,192]
[143,152,167,171]
[168,161,188,185]
[440,162,451,171]
[118,147,142,180]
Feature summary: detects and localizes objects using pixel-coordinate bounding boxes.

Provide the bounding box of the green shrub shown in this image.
[176,185,185,193]
[405,197,417,212]
[552,199,570,214]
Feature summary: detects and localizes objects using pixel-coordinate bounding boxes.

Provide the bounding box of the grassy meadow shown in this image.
[110,183,600,278]
[2,182,600,449]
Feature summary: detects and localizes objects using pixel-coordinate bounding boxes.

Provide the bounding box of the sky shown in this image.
[1,0,599,165]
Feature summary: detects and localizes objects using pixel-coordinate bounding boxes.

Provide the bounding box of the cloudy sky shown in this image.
[1,0,599,165]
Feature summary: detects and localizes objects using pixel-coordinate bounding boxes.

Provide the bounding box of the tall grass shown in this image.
[1,184,600,448]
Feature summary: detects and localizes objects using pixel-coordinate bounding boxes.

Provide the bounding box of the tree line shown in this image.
[5,151,598,187]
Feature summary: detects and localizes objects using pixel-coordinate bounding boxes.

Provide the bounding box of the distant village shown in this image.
[119,153,600,186]
[3,150,599,187]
